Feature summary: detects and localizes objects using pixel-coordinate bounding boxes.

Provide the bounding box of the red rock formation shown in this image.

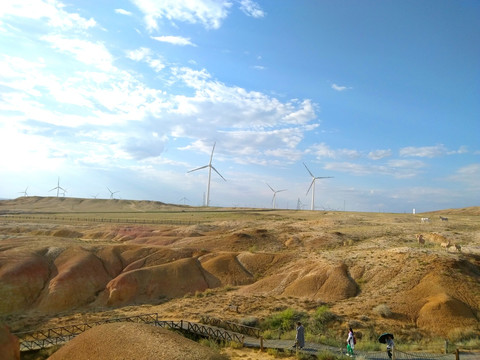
[0,325,20,360]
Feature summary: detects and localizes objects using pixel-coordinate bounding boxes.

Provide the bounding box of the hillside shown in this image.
[0,197,479,347]
[0,196,185,214]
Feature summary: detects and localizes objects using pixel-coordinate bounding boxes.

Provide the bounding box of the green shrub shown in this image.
[316,350,345,360]
[239,316,259,327]
[261,308,306,332]
[309,305,336,333]
[372,303,392,318]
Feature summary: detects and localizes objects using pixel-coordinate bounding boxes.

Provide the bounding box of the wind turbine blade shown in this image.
[209,142,216,164]
[49,187,56,192]
[266,183,275,192]
[306,179,315,195]
[315,176,334,180]
[211,166,226,181]
[278,189,287,193]
[188,165,209,173]
[303,162,315,178]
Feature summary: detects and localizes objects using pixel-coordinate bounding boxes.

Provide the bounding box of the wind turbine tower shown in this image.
[187,142,226,207]
[107,187,119,199]
[18,187,29,197]
[267,183,286,209]
[49,177,65,198]
[304,162,333,211]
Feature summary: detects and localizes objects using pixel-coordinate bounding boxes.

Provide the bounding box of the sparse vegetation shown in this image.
[373,303,392,318]
[1,198,479,359]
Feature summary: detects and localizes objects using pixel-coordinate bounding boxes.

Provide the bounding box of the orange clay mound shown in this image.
[417,293,477,334]
[0,251,49,313]
[200,253,253,286]
[103,257,210,306]
[37,247,111,312]
[47,322,226,360]
[238,260,357,301]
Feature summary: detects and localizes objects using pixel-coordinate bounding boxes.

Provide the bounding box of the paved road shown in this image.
[243,337,479,360]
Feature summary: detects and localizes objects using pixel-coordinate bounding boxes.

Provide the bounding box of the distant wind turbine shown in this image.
[107,187,119,199]
[91,194,99,199]
[267,183,286,209]
[304,162,333,211]
[296,197,305,210]
[179,197,189,205]
[187,142,226,207]
[18,187,29,197]
[49,177,65,197]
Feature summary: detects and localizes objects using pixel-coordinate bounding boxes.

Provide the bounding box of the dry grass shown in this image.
[0,197,479,354]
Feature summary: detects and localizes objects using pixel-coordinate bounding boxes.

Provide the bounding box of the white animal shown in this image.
[421,217,430,223]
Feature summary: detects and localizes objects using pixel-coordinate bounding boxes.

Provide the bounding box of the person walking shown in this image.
[386,335,394,359]
[346,327,355,357]
[293,321,304,349]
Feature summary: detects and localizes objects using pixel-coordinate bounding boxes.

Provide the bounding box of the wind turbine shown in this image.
[49,177,65,197]
[18,187,29,197]
[187,142,226,207]
[304,162,333,211]
[267,183,286,209]
[107,187,119,199]
[179,197,189,205]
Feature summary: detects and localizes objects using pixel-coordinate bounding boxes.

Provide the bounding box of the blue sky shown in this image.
[0,0,479,212]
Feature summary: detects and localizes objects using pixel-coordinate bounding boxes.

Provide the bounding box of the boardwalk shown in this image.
[14,313,472,359]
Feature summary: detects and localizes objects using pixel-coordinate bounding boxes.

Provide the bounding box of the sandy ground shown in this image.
[0,197,479,358]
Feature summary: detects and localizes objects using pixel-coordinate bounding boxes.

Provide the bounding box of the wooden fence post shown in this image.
[260,336,263,351]
[456,348,459,360]
[392,348,396,360]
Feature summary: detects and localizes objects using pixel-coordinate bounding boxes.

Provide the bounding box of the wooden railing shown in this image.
[200,315,260,338]
[14,313,246,351]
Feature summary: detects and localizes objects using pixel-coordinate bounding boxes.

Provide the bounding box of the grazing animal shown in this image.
[441,242,451,250]
[421,217,430,223]
[454,244,462,252]
[415,234,425,245]
[439,216,448,221]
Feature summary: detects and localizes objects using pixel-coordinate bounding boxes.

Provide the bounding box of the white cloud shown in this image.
[447,146,468,155]
[331,83,352,92]
[448,163,480,189]
[127,47,151,61]
[152,35,196,46]
[368,149,392,160]
[310,143,361,159]
[127,47,166,72]
[131,0,232,31]
[325,158,425,178]
[115,9,132,16]
[41,35,114,71]
[169,67,317,130]
[0,0,96,30]
[400,144,447,158]
[239,0,265,18]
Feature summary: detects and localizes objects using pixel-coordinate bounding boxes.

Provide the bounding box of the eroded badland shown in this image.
[1,197,479,346]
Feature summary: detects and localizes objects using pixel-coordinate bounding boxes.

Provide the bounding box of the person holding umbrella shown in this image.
[378,333,394,359]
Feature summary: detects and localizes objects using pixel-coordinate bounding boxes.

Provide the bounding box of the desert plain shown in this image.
[0,196,479,359]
